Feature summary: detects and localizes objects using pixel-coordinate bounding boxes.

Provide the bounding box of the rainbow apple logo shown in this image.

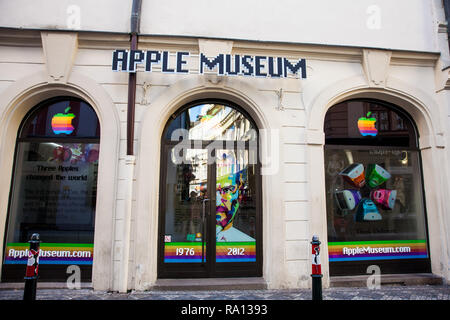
[358,112,377,136]
[51,107,76,135]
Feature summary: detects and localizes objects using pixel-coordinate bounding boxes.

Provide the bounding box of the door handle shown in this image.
[201,199,209,264]
[201,198,210,219]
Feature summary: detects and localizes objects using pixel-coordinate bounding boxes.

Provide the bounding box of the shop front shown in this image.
[0,28,449,291]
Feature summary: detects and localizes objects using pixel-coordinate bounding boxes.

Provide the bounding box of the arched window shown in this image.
[324,99,430,276]
[2,97,100,282]
[158,100,262,278]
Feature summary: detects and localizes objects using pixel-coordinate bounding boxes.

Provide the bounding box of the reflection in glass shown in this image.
[164,149,208,263]
[325,148,427,242]
[165,104,256,142]
[324,100,412,147]
[21,99,100,138]
[6,142,99,243]
[324,100,430,275]
[162,101,260,271]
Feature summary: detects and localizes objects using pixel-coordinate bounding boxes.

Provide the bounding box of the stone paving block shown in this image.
[0,285,449,300]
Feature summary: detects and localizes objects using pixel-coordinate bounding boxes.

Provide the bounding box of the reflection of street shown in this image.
[325,148,428,246]
[173,148,209,242]
[12,142,99,242]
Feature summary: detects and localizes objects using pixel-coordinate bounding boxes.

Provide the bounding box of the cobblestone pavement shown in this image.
[0,285,449,300]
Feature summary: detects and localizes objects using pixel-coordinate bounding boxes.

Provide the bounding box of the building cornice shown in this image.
[0,28,441,67]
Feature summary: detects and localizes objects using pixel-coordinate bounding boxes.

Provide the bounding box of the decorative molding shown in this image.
[437,21,448,34]
[362,49,392,87]
[435,133,446,148]
[141,82,152,105]
[198,38,233,57]
[41,32,78,84]
[0,29,438,68]
[275,88,284,111]
[444,69,450,90]
[203,74,225,86]
[306,130,325,145]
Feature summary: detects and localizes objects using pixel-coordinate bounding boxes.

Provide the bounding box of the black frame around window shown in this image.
[444,0,450,50]
[157,99,263,279]
[324,99,431,276]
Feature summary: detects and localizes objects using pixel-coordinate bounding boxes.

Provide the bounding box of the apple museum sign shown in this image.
[112,50,307,79]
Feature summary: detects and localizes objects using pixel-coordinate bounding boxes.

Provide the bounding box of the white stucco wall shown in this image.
[0,0,439,52]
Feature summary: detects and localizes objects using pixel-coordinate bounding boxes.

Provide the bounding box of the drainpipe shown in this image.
[127,0,142,155]
[117,0,142,293]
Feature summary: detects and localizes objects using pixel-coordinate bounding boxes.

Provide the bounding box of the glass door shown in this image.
[159,145,261,278]
[215,148,259,273]
[159,146,212,277]
[158,100,262,278]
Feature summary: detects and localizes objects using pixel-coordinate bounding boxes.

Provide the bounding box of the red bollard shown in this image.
[311,235,323,300]
[23,233,40,301]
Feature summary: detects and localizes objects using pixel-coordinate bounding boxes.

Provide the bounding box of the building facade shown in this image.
[0,0,449,292]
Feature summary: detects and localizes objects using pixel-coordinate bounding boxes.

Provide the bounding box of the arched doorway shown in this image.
[324,99,431,276]
[158,100,262,278]
[2,97,100,282]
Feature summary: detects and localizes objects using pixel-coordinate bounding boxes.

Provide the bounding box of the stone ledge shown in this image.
[152,277,267,291]
[330,273,443,288]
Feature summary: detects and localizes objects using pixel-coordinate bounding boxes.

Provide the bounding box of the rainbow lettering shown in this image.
[4,243,93,265]
[216,242,256,262]
[328,240,428,262]
[164,242,204,263]
[164,241,257,263]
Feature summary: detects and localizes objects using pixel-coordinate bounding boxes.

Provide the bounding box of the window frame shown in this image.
[157,99,263,279]
[1,97,100,282]
[323,98,432,276]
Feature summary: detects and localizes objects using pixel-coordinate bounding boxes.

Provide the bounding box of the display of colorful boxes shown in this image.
[366,164,391,188]
[336,163,394,222]
[370,189,397,210]
[334,190,362,211]
[355,198,382,221]
[339,163,365,188]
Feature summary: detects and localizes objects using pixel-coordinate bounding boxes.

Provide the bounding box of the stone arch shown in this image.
[306,76,449,285]
[307,75,442,145]
[0,70,120,290]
